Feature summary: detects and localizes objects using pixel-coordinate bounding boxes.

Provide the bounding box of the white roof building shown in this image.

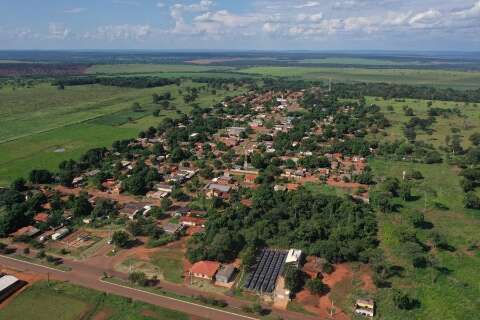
[0,275,19,292]
[285,249,302,264]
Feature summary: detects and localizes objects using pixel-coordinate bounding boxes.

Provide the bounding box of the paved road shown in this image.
[0,255,320,320]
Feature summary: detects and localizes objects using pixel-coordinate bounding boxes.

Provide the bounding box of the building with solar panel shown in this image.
[243,248,302,299]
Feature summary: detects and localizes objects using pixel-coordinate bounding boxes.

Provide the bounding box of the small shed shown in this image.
[51,227,70,241]
[215,265,236,283]
[163,223,183,235]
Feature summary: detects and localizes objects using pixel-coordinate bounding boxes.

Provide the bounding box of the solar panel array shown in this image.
[244,249,287,293]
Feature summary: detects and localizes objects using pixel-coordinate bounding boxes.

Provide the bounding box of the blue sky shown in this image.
[1,0,479,50]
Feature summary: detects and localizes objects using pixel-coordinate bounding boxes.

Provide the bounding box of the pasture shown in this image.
[0,81,245,186]
[366,97,480,149]
[369,159,480,320]
[0,280,191,320]
[86,63,233,75]
[240,66,480,90]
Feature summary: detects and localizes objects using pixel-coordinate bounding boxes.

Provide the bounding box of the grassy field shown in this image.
[366,97,480,148]
[151,248,185,284]
[240,66,480,90]
[0,81,245,186]
[0,280,191,320]
[369,159,480,320]
[87,64,233,75]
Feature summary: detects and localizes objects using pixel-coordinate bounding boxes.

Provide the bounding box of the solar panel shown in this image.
[244,248,288,293]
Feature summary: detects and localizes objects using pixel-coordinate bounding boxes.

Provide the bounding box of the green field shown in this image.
[0,280,191,320]
[87,64,233,75]
[240,66,480,90]
[369,159,480,320]
[0,81,245,186]
[365,97,480,148]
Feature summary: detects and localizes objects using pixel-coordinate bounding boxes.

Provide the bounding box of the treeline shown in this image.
[53,76,180,88]
[332,82,480,103]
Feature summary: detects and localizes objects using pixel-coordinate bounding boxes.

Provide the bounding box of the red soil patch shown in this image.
[91,309,112,320]
[294,262,352,320]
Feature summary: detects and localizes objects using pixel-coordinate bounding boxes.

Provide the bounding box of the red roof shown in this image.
[240,199,253,207]
[189,261,220,278]
[180,216,206,226]
[34,212,49,223]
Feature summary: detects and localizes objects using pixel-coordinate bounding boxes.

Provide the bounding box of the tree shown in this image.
[284,265,305,295]
[129,271,148,286]
[124,174,146,195]
[392,289,418,310]
[306,278,329,296]
[160,198,172,211]
[464,192,480,209]
[28,169,53,184]
[469,132,480,146]
[407,210,425,228]
[72,192,93,218]
[112,231,130,248]
[11,178,27,192]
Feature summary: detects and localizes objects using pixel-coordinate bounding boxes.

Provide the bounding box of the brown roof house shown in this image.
[189,261,220,281]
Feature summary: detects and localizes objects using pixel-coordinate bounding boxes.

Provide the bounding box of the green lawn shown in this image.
[0,81,245,186]
[239,66,480,90]
[369,159,480,320]
[0,281,191,320]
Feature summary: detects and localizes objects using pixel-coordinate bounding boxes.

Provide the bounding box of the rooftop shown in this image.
[190,261,220,278]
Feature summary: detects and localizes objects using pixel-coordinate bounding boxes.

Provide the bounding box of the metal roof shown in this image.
[0,275,19,292]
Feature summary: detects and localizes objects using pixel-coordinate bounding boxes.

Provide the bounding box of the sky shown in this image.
[1,0,480,51]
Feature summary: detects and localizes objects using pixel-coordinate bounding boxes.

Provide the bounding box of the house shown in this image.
[0,275,25,303]
[72,176,85,187]
[226,127,246,137]
[205,183,231,199]
[244,174,257,184]
[163,223,183,235]
[146,190,169,199]
[120,203,147,220]
[12,226,40,238]
[33,212,49,224]
[180,216,206,227]
[355,299,375,317]
[215,175,234,185]
[51,227,69,240]
[215,265,236,284]
[156,183,173,194]
[189,261,220,280]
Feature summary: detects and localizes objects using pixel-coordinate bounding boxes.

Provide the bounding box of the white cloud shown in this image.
[64,8,86,14]
[157,2,165,8]
[263,22,280,33]
[294,1,320,9]
[112,0,140,6]
[453,1,480,19]
[84,24,152,41]
[409,9,441,26]
[48,23,70,39]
